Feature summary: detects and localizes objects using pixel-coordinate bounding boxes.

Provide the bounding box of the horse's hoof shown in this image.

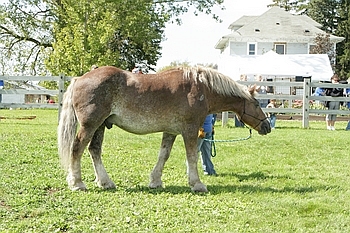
[191,183,208,192]
[70,183,87,191]
[97,180,116,189]
[149,181,163,189]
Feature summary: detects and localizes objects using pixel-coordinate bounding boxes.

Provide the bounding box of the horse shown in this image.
[58,66,271,192]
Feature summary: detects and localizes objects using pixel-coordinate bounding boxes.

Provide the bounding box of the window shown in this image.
[275,44,285,54]
[248,42,257,55]
[309,44,316,54]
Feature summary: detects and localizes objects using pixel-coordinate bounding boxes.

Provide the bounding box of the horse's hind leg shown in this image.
[149,133,176,189]
[88,124,116,189]
[67,127,95,191]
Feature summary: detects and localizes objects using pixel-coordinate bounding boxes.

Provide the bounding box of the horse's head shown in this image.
[192,67,271,135]
[236,86,271,135]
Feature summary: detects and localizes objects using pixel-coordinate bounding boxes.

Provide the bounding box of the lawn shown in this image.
[0,109,349,232]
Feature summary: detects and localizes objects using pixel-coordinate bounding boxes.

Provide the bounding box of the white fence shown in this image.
[0,76,349,128]
[0,75,70,118]
[236,78,350,128]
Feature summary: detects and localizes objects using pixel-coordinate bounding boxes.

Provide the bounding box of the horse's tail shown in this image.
[57,78,78,171]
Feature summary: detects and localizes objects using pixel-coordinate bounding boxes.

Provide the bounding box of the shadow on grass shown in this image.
[121,183,337,195]
[218,171,292,181]
[91,171,339,195]
[274,126,301,130]
[207,184,325,195]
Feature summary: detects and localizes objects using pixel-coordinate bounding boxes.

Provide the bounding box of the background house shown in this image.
[0,81,53,104]
[215,6,344,90]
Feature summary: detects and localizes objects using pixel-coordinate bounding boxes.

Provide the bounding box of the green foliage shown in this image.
[1,109,350,232]
[0,0,53,75]
[268,0,308,12]
[157,60,191,72]
[307,0,340,34]
[310,34,334,54]
[336,0,350,79]
[306,0,350,79]
[0,0,225,76]
[310,34,336,70]
[39,80,59,90]
[45,0,166,76]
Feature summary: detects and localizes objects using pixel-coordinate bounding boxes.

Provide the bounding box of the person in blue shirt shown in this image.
[197,114,217,175]
[345,87,350,109]
[266,99,277,129]
[313,86,326,107]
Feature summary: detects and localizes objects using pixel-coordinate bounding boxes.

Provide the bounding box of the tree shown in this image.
[306,0,350,79]
[0,0,224,76]
[335,0,350,79]
[0,0,53,75]
[45,0,166,76]
[306,0,340,34]
[310,33,336,69]
[267,0,308,13]
[157,60,191,72]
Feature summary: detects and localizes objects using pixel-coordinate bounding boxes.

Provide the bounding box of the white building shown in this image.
[215,6,344,88]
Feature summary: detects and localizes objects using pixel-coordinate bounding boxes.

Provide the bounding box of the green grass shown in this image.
[0,109,349,232]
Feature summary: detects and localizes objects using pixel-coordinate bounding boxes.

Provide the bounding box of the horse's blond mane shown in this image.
[179,66,253,100]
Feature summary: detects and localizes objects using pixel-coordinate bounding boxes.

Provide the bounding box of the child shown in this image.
[266,99,277,129]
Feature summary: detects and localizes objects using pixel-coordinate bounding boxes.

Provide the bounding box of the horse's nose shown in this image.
[259,120,271,135]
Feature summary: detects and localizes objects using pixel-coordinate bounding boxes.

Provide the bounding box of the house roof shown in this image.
[215,7,344,50]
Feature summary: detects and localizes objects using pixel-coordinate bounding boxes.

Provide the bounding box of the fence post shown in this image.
[302,77,311,128]
[58,74,65,122]
[221,111,228,126]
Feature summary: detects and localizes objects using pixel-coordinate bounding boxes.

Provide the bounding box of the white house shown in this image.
[215,6,344,84]
[0,81,52,104]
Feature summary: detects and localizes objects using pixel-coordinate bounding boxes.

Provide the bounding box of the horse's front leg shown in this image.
[149,133,176,189]
[88,124,116,189]
[183,132,208,192]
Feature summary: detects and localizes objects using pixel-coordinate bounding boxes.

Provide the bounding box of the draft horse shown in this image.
[58,66,271,192]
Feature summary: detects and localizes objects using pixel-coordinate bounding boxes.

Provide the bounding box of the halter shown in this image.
[239,99,268,130]
[203,99,268,157]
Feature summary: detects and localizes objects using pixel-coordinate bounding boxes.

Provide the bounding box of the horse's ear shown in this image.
[248,84,257,96]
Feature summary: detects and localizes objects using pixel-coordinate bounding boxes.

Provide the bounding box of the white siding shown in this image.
[229,42,310,55]
[286,43,308,54]
[230,42,246,55]
[1,94,25,103]
[259,42,274,55]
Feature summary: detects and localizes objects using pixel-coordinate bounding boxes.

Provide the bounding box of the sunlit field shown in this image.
[1,109,349,232]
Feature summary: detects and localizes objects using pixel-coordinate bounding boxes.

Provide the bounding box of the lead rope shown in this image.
[205,99,266,157]
[205,125,252,157]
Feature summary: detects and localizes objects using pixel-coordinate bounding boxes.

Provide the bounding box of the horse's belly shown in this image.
[106,112,179,135]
